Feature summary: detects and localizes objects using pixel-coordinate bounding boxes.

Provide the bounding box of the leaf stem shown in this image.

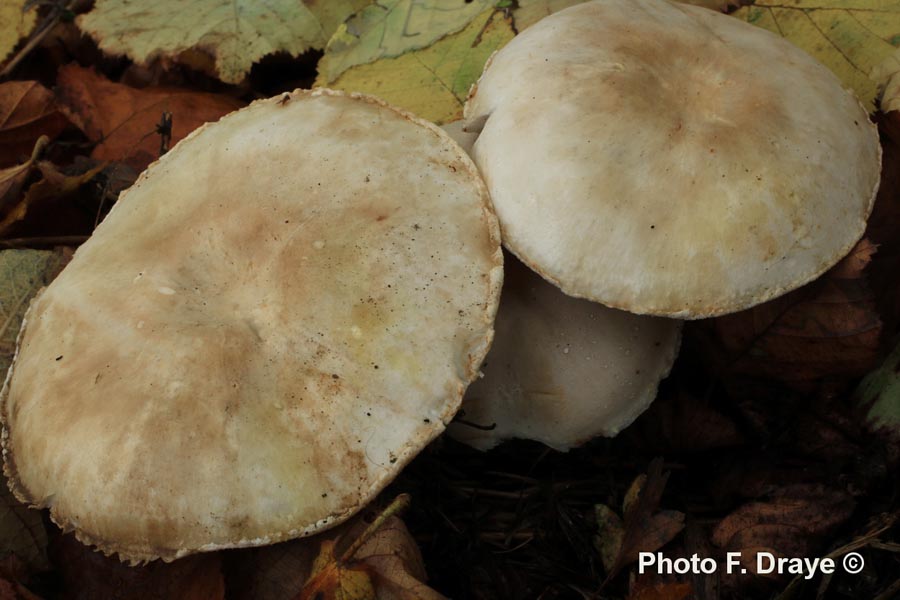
[340,493,411,564]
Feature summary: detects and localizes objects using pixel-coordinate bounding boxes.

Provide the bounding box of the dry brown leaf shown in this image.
[230,496,442,600]
[355,517,443,600]
[298,538,376,600]
[0,82,68,168]
[0,469,48,575]
[0,160,105,237]
[55,64,243,171]
[711,484,855,576]
[627,580,694,600]
[0,137,44,221]
[625,392,744,454]
[51,533,224,600]
[708,238,882,391]
[297,495,445,600]
[0,576,42,600]
[605,460,685,578]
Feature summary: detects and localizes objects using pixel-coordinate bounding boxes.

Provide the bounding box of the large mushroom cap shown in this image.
[448,256,680,451]
[1,89,502,562]
[465,0,880,318]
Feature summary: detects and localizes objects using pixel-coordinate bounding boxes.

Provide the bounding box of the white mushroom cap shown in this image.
[447,256,681,452]
[464,0,880,318]
[1,89,503,562]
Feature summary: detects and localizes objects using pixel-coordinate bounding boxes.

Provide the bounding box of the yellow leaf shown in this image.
[514,0,738,32]
[77,0,370,84]
[318,0,494,83]
[734,0,900,110]
[513,0,587,30]
[319,9,515,124]
[0,0,36,64]
[299,540,376,600]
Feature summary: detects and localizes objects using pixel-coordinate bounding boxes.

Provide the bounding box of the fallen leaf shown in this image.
[594,504,625,573]
[55,64,243,171]
[297,495,445,600]
[855,338,900,463]
[625,392,745,454]
[605,460,686,579]
[77,0,369,84]
[0,82,68,168]
[0,247,68,374]
[711,484,855,576]
[514,0,747,33]
[0,161,105,237]
[512,0,586,30]
[51,533,224,600]
[0,138,46,222]
[707,239,882,392]
[866,112,900,339]
[0,576,42,600]
[0,468,48,575]
[299,539,376,600]
[734,0,900,110]
[0,0,36,64]
[318,0,494,84]
[320,9,514,124]
[0,248,69,574]
[628,581,693,600]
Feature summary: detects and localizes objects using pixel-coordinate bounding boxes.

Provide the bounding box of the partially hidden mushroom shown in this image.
[447,255,681,451]
[464,0,881,319]
[1,89,503,562]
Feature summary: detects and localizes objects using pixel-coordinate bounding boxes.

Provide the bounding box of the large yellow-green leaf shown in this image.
[317,0,495,84]
[514,0,738,31]
[734,0,900,110]
[513,0,587,30]
[319,9,513,124]
[0,0,36,64]
[77,0,370,84]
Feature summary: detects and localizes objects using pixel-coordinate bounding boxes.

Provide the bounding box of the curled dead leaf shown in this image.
[603,460,685,579]
[0,82,68,168]
[0,160,106,238]
[0,137,46,222]
[705,238,882,392]
[711,484,855,576]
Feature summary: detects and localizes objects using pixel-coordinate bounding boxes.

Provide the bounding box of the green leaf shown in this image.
[317,0,495,84]
[77,0,370,84]
[856,340,900,438]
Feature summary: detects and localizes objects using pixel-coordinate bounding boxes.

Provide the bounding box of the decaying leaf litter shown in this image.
[1,0,900,598]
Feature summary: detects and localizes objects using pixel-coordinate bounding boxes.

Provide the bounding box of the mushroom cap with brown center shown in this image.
[464,0,880,318]
[1,89,503,563]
